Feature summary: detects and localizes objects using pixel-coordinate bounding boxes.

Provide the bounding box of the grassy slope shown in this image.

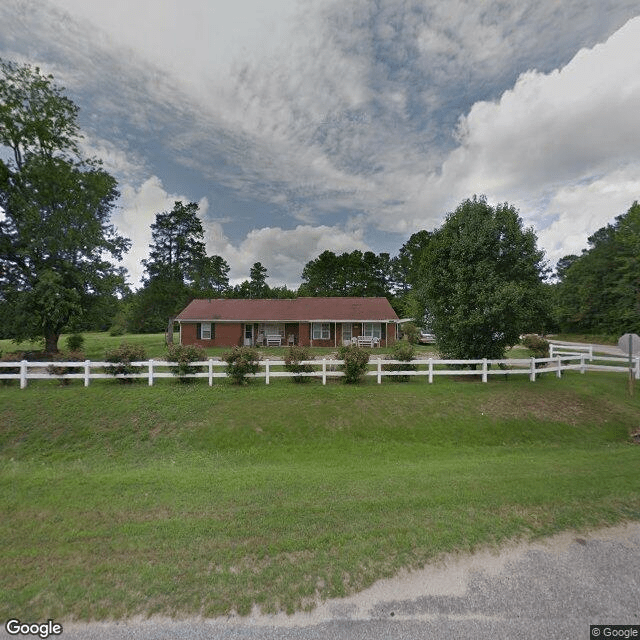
[1,370,640,620]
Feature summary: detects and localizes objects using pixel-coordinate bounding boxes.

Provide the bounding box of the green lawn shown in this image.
[1,370,639,620]
[0,331,441,361]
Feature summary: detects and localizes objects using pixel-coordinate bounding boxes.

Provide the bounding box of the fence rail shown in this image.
[1,353,639,389]
[549,343,594,359]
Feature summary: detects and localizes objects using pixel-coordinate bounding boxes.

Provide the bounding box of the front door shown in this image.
[244,323,254,346]
[342,323,352,344]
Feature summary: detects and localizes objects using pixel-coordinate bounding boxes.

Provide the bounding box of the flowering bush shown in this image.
[166,344,207,381]
[338,344,370,384]
[223,346,260,384]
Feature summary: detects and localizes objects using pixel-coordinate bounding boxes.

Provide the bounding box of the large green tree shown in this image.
[298,249,392,298]
[418,196,547,360]
[555,202,640,334]
[128,201,231,332]
[0,59,130,352]
[142,201,207,284]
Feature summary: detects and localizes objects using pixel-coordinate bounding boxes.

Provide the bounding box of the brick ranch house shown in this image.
[175,297,399,348]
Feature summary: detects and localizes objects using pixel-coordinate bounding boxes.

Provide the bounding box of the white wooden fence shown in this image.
[549,343,594,360]
[1,353,639,389]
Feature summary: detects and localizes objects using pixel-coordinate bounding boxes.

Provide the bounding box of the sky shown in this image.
[1,0,640,289]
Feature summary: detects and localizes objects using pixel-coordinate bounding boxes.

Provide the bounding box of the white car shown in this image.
[419,330,436,343]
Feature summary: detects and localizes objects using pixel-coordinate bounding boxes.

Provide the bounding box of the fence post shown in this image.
[635,356,640,380]
[428,358,433,384]
[549,344,555,358]
[482,358,487,383]
[208,359,213,386]
[377,358,382,384]
[529,357,536,382]
[84,360,91,387]
[588,344,593,361]
[20,360,27,389]
[556,356,562,379]
[148,359,154,386]
[322,358,327,385]
[265,359,270,385]
[580,354,586,374]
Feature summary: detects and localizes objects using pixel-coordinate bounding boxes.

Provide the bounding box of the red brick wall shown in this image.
[180,322,243,348]
[298,322,310,346]
[180,320,396,347]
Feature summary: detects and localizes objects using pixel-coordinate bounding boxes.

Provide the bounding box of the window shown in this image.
[197,322,214,340]
[342,323,352,342]
[363,322,381,339]
[312,322,330,340]
[265,323,285,337]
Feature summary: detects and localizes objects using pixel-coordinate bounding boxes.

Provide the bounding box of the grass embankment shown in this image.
[1,370,639,621]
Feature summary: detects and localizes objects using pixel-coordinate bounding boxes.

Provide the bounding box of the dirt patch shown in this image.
[478,391,594,426]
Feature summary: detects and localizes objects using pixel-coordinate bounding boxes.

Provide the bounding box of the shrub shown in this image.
[521,334,550,358]
[65,333,85,352]
[223,346,260,384]
[384,341,417,382]
[400,322,420,344]
[284,345,314,382]
[109,324,125,336]
[104,343,146,382]
[166,344,207,381]
[338,344,370,384]
[47,351,85,385]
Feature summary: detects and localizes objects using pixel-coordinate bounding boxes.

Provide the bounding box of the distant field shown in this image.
[1,370,639,621]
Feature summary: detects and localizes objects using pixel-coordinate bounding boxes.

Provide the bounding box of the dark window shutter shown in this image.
[196,323,201,339]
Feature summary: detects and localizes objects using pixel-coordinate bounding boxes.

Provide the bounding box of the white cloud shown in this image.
[206,224,369,288]
[113,176,209,287]
[536,167,640,266]
[410,16,640,264]
[442,16,640,197]
[50,0,302,99]
[4,0,640,285]
[113,177,368,290]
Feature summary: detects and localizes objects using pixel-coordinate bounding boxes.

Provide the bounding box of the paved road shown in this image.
[549,339,627,357]
[4,523,639,640]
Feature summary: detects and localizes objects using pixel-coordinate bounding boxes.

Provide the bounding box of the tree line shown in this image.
[1,60,638,355]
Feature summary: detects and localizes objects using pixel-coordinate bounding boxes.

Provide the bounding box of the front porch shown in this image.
[241,321,394,348]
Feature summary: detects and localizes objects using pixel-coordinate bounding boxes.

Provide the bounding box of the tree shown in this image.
[389,230,433,321]
[129,201,231,332]
[555,202,640,334]
[142,201,207,285]
[418,196,547,361]
[298,250,392,298]
[193,254,230,296]
[299,250,341,296]
[391,230,433,294]
[249,261,269,298]
[0,60,130,352]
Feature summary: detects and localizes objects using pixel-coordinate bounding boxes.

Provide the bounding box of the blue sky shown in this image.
[1,0,639,288]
